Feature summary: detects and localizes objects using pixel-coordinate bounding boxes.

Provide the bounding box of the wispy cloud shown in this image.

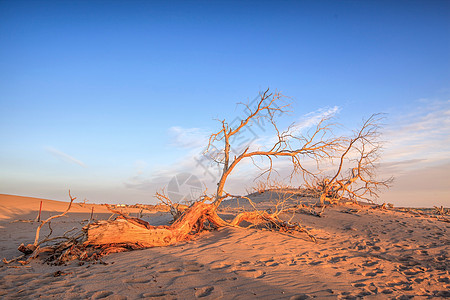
[125,100,449,206]
[123,175,156,191]
[45,147,87,168]
[124,153,219,193]
[382,99,450,170]
[168,126,210,149]
[128,105,343,196]
[253,105,341,150]
[125,126,221,194]
[291,106,341,135]
[378,159,427,174]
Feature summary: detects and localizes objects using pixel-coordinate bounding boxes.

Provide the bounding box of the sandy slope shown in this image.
[0,194,115,221]
[0,193,449,299]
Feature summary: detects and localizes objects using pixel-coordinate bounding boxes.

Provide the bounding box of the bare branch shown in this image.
[34,190,76,246]
[207,90,342,208]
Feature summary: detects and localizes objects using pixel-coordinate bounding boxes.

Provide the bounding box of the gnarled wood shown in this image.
[85,202,222,248]
[83,201,315,250]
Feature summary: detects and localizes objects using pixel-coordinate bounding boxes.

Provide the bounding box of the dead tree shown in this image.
[204,91,391,206]
[205,89,341,208]
[14,89,391,263]
[83,89,356,251]
[308,114,393,205]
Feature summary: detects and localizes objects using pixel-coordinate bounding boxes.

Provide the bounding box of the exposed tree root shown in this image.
[85,201,316,246]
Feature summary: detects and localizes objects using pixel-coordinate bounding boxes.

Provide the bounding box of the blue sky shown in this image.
[0,0,449,206]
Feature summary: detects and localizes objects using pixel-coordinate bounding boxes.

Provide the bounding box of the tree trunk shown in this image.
[84,202,287,249]
[85,202,224,247]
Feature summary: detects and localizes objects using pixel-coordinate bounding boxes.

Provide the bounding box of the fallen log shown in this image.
[85,202,222,248]
[13,199,315,265]
[84,201,315,250]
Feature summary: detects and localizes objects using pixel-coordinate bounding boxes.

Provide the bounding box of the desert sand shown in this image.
[0,193,449,299]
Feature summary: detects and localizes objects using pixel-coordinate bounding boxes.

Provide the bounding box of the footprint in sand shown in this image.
[364,268,383,277]
[402,284,414,291]
[234,268,266,279]
[142,262,156,269]
[183,261,204,272]
[328,256,346,263]
[141,291,176,298]
[362,260,378,267]
[386,278,409,287]
[90,290,113,299]
[381,288,393,294]
[210,262,232,271]
[289,294,311,300]
[158,267,183,274]
[215,276,237,282]
[352,282,366,287]
[338,291,359,299]
[124,277,155,284]
[435,255,446,262]
[401,267,423,276]
[413,277,426,283]
[368,283,378,294]
[356,288,372,297]
[194,286,214,298]
[255,258,279,267]
[371,245,383,251]
[234,260,251,266]
[78,272,91,278]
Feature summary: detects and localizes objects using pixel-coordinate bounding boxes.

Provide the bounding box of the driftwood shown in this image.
[85,201,316,249]
[13,191,78,261]
[9,200,316,265]
[34,191,76,246]
[86,202,219,248]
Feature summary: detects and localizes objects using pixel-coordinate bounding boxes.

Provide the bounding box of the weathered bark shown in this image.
[17,199,310,265]
[85,202,222,248]
[83,201,313,250]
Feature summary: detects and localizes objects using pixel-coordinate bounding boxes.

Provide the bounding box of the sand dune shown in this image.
[0,194,115,221]
[0,193,449,299]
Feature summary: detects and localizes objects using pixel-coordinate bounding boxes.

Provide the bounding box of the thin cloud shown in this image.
[383,99,450,166]
[124,149,219,193]
[291,106,341,135]
[125,125,222,193]
[123,176,155,191]
[168,126,209,149]
[378,159,426,169]
[144,105,343,195]
[255,105,341,149]
[45,147,87,168]
[125,101,450,206]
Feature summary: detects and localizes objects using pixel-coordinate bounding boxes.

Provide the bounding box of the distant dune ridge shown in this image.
[0,194,113,221]
[0,193,449,299]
